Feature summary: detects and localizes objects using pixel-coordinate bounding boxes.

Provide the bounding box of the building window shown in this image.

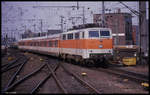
[67,33,73,40]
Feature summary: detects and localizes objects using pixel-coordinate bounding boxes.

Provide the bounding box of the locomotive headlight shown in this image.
[109,50,111,53]
[99,45,103,48]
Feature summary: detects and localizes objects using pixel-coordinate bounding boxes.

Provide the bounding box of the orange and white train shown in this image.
[18,26,113,66]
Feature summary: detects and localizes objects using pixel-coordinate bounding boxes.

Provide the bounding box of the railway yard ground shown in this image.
[1,48,149,94]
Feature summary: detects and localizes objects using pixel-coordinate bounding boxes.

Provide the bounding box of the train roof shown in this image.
[19,23,112,42]
[19,33,60,41]
[62,27,112,34]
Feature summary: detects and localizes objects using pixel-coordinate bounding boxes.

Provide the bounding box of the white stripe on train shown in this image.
[19,46,112,59]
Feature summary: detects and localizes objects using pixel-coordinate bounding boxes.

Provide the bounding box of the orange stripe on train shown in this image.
[60,39,113,49]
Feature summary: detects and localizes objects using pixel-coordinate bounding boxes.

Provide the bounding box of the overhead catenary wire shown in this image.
[119,1,141,16]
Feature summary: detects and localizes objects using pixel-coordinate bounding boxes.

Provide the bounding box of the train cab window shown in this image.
[100,31,110,37]
[82,32,84,38]
[63,34,66,40]
[75,32,80,39]
[89,31,99,38]
[67,33,73,40]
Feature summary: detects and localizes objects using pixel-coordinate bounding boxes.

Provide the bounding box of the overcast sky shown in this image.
[1,1,149,39]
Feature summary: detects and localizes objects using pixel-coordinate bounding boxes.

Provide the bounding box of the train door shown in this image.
[59,34,66,57]
[75,32,80,56]
[58,35,61,56]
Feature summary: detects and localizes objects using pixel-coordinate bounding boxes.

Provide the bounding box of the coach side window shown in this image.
[49,41,52,47]
[40,42,42,46]
[75,32,80,39]
[67,33,73,40]
[44,41,47,47]
[55,40,58,47]
[34,42,36,46]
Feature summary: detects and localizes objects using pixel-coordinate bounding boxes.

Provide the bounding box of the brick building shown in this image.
[132,25,139,45]
[93,10,133,45]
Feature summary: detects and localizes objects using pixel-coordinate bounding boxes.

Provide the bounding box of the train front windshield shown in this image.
[89,30,110,38]
[100,31,110,37]
[89,31,99,38]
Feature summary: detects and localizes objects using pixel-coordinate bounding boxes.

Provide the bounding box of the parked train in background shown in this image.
[18,24,113,66]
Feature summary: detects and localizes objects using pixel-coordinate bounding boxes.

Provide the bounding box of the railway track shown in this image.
[2,56,25,73]
[39,58,102,94]
[91,66,149,84]
[2,55,102,94]
[2,55,30,93]
[60,62,102,94]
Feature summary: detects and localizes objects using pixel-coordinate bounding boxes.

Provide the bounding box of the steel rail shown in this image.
[2,60,26,73]
[2,63,46,93]
[2,56,22,69]
[3,57,29,90]
[109,67,149,80]
[60,63,102,94]
[30,63,60,94]
[97,68,149,83]
[46,62,68,94]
